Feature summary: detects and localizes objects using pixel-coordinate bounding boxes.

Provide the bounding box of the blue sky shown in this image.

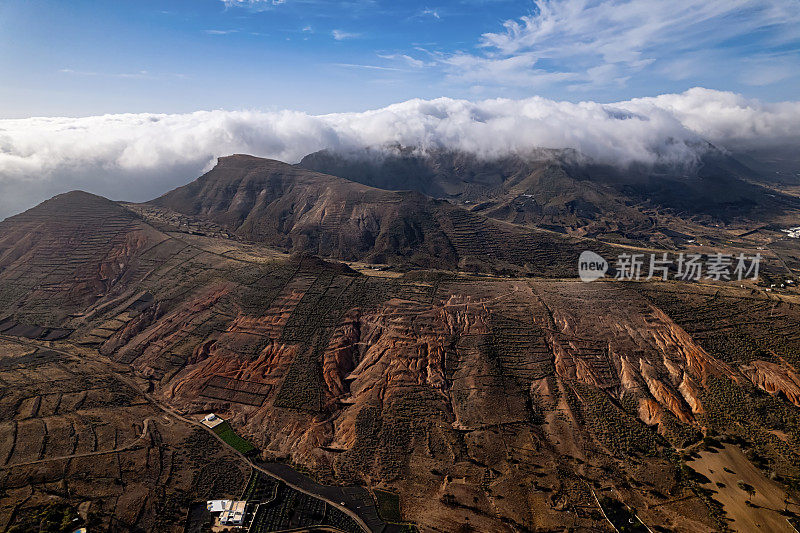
[0,0,798,118]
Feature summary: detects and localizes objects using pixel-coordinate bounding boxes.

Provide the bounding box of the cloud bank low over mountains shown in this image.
[1,87,799,219]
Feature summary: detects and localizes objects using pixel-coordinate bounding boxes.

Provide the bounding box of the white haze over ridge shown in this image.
[1,87,799,219]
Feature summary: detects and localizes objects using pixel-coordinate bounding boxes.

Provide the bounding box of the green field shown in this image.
[373,489,402,523]
[212,421,256,454]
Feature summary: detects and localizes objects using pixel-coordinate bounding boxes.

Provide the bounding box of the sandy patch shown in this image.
[687,443,798,532]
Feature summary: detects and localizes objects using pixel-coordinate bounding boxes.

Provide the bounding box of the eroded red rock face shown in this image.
[741,360,800,407]
[534,282,736,427]
[102,272,752,530]
[4,190,800,532]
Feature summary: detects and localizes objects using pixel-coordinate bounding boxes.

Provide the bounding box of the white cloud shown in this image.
[622,87,800,151]
[408,0,800,89]
[332,29,361,40]
[438,51,579,86]
[221,0,285,6]
[377,54,431,68]
[59,68,185,80]
[1,88,799,218]
[334,63,404,71]
[59,69,152,79]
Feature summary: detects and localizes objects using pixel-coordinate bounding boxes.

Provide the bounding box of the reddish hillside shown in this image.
[0,191,165,328]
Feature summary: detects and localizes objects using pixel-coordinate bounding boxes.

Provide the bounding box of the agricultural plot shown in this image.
[436,209,503,266]
[231,266,296,315]
[0,348,63,370]
[0,319,72,341]
[769,237,800,274]
[393,280,436,303]
[247,482,362,533]
[433,207,606,276]
[598,495,650,532]
[200,375,272,406]
[0,336,249,532]
[0,365,148,470]
[212,421,257,455]
[275,271,386,412]
[488,314,553,383]
[280,272,357,343]
[272,343,325,412]
[448,333,532,429]
[373,489,402,522]
[249,484,325,531]
[322,505,367,533]
[204,270,318,361]
[241,470,280,502]
[568,382,662,457]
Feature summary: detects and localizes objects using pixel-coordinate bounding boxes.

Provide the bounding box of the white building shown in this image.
[206,499,247,526]
[201,413,224,429]
[782,226,800,238]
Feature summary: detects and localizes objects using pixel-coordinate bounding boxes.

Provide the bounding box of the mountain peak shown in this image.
[216,153,292,168]
[3,189,133,224]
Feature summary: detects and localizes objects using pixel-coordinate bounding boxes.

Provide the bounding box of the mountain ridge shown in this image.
[2,151,800,532]
[299,147,800,245]
[149,153,610,275]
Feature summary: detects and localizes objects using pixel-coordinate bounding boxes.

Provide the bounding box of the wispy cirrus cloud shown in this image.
[403,0,800,91]
[59,68,171,80]
[377,54,433,68]
[219,0,374,10]
[220,0,286,6]
[332,29,361,40]
[334,63,404,71]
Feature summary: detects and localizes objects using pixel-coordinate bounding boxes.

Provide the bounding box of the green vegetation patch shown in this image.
[335,405,382,483]
[212,421,256,454]
[700,326,772,366]
[374,489,403,522]
[273,344,323,412]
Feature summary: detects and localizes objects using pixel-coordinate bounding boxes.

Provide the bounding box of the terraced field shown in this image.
[2,178,800,532]
[0,338,248,532]
[200,375,272,406]
[638,282,800,369]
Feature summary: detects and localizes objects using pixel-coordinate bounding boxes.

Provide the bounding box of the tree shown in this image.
[737,481,756,503]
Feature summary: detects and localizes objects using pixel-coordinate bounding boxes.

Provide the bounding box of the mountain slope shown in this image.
[2,178,800,531]
[150,154,605,275]
[151,154,459,268]
[299,148,800,245]
[0,191,165,328]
